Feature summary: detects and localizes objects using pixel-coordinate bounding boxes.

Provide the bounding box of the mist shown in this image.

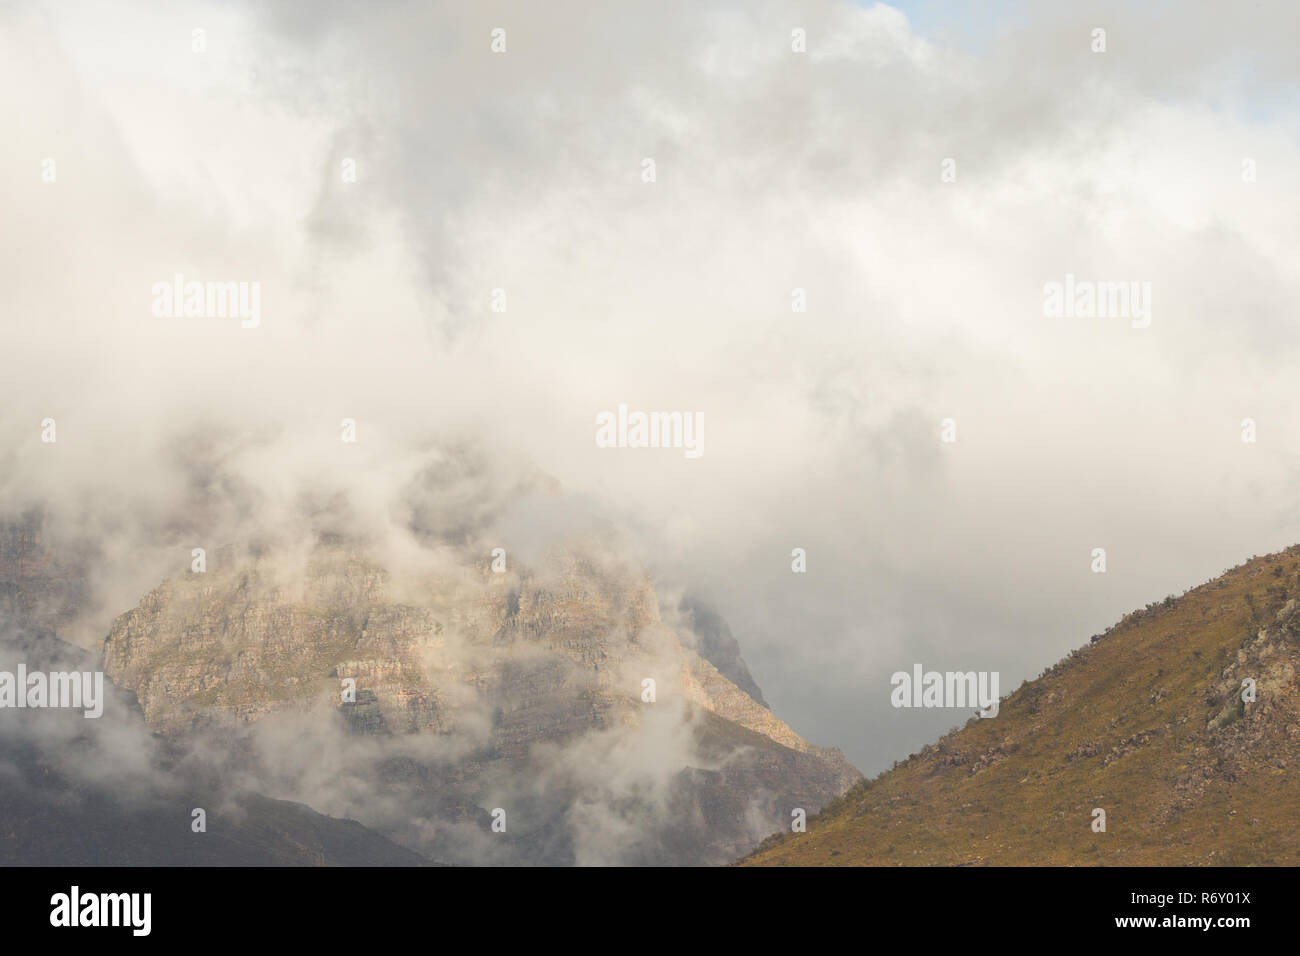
[2,0,1299,783]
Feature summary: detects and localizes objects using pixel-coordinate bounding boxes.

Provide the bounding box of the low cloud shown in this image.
[2,0,1298,786]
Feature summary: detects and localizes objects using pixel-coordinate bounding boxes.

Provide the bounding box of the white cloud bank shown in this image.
[2,0,1299,772]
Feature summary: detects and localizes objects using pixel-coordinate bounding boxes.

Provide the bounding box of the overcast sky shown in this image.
[3,0,1299,774]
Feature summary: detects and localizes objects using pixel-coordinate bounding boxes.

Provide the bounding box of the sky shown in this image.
[3,0,1300,776]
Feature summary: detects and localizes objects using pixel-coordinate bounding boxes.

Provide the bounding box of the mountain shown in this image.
[0,749,433,866]
[93,541,858,865]
[0,622,430,866]
[742,547,1300,866]
[1,510,859,865]
[676,595,769,707]
[0,509,90,637]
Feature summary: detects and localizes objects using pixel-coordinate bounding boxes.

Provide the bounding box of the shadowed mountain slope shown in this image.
[0,624,431,866]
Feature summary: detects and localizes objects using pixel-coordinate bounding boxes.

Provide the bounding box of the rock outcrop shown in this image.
[0,618,431,866]
[98,542,859,864]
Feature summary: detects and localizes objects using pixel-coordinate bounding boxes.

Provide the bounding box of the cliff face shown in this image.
[744,547,1300,867]
[99,544,859,865]
[678,595,769,707]
[0,617,432,866]
[0,511,90,637]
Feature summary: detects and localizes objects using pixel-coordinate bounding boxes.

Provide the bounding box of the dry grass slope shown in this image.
[742,546,1300,866]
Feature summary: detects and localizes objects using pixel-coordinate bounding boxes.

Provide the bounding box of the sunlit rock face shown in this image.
[100,542,860,865]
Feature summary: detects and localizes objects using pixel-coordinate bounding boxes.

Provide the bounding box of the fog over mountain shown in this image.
[2,0,1299,802]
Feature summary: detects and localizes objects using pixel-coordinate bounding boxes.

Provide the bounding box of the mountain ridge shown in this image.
[742,546,1300,866]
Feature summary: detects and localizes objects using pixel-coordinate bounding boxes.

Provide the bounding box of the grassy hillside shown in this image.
[742,547,1300,866]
